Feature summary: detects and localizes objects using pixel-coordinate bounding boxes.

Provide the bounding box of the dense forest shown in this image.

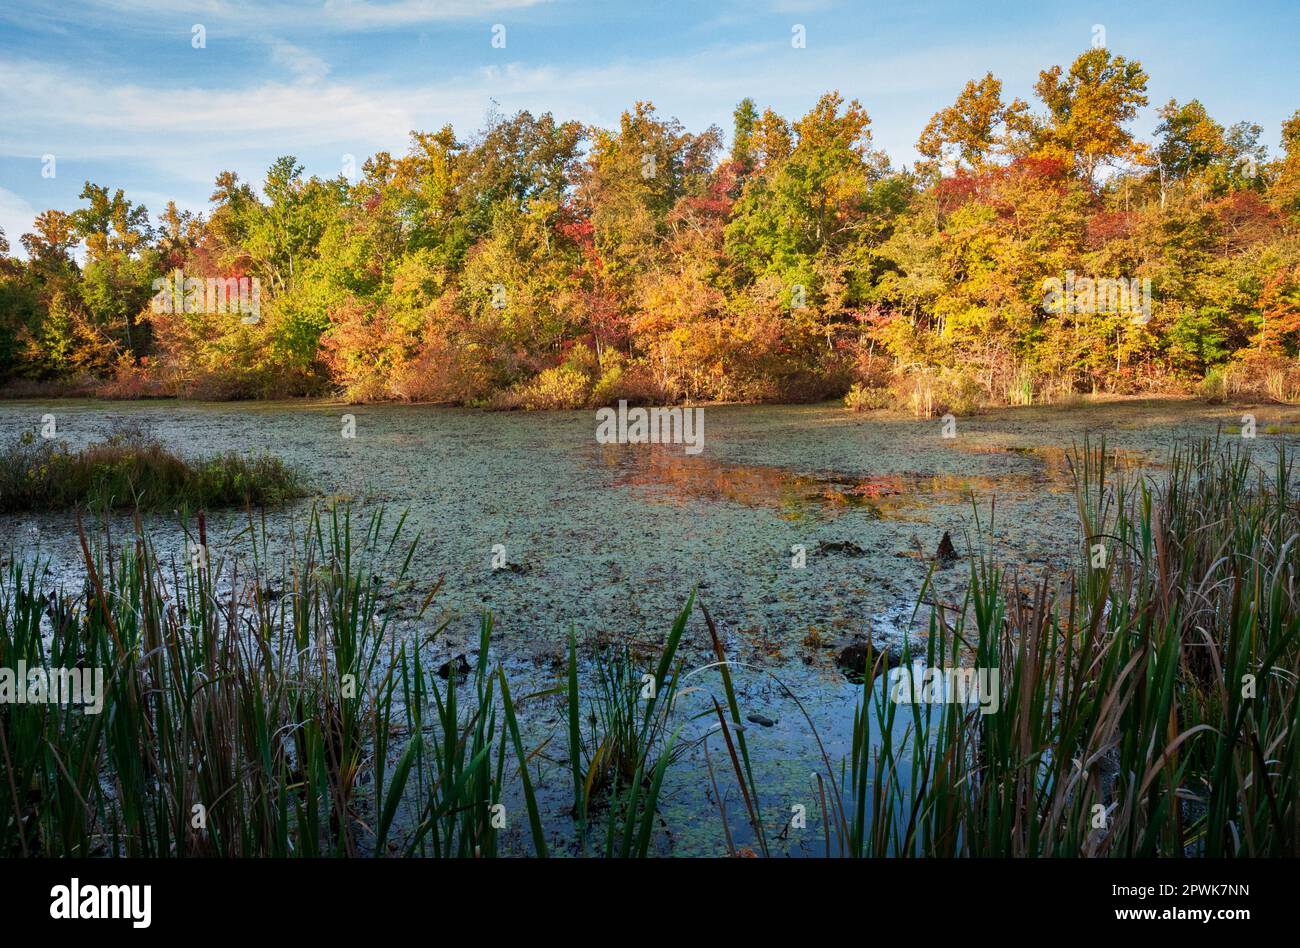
[2,47,1299,413]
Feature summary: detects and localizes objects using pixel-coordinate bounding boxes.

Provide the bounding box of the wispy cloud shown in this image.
[0,187,37,255]
[4,0,555,36]
[0,58,421,170]
[0,30,1059,194]
[268,39,331,81]
[0,36,1044,183]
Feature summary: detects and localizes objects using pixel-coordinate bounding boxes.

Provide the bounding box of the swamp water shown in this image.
[0,397,1284,855]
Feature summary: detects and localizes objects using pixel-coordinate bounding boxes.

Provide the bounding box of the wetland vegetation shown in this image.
[0,428,304,513]
[2,431,1296,857]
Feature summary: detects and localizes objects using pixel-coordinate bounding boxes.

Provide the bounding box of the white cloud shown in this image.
[0,58,424,178]
[269,39,331,82]
[0,187,37,260]
[8,0,554,35]
[0,34,1049,211]
[767,0,837,12]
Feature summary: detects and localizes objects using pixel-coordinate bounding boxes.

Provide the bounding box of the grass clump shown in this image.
[0,429,305,512]
[0,504,539,857]
[701,436,1300,857]
[564,601,690,857]
[843,382,891,412]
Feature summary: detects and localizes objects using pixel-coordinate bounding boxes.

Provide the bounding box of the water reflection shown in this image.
[596,443,1153,521]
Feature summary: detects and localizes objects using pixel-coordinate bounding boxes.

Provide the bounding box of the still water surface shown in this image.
[0,397,1268,853]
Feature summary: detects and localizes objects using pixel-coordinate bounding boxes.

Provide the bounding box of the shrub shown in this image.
[514,364,592,410]
[1200,365,1229,403]
[590,361,625,405]
[892,366,985,417]
[93,355,167,400]
[591,355,669,406]
[844,382,890,412]
[852,350,892,387]
[1219,348,1300,402]
[0,429,306,512]
[491,344,673,411]
[394,337,498,405]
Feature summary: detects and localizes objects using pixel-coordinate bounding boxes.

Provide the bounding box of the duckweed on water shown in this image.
[1,437,1296,857]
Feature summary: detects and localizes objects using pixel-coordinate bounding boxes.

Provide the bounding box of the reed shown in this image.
[700,436,1300,857]
[0,502,682,858]
[0,503,490,857]
[564,596,691,857]
[3,436,1297,858]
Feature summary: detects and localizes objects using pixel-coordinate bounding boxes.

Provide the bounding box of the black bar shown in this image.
[0,857,1282,933]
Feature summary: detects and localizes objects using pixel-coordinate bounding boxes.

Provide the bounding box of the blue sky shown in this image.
[1,0,1297,257]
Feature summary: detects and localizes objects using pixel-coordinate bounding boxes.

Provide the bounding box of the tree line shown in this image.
[2,47,1298,412]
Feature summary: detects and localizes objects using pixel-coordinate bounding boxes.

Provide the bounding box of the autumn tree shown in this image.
[1275,110,1300,219]
[579,101,721,336]
[20,210,78,269]
[1035,48,1149,184]
[917,73,1032,175]
[71,182,155,358]
[155,201,204,271]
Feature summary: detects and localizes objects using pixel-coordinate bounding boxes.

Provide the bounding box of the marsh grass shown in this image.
[0,502,511,857]
[0,501,667,858]
[2,436,1297,858]
[0,429,304,512]
[0,504,417,856]
[700,436,1299,856]
[564,599,691,857]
